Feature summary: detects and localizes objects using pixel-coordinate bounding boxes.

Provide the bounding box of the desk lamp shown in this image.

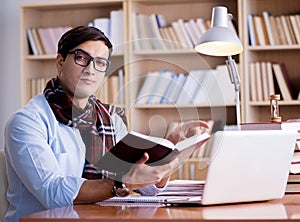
[194,6,243,126]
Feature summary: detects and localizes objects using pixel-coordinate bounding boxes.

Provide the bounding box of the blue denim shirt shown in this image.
[4,94,162,222]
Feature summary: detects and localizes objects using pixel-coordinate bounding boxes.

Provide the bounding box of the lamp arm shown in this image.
[225,55,241,127]
[225,55,240,92]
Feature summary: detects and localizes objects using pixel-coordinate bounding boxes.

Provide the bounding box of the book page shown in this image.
[175,133,210,152]
[129,131,175,149]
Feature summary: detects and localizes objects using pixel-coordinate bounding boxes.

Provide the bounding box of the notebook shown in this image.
[99,130,297,206]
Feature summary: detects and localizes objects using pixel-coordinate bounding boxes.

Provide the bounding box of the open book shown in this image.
[95,131,210,175]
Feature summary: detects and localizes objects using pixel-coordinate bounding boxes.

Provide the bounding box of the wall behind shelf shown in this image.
[0,0,49,148]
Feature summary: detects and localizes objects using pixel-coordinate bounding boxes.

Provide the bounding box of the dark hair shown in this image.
[57,26,113,59]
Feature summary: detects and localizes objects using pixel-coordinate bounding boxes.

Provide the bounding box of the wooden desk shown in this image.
[20,194,300,222]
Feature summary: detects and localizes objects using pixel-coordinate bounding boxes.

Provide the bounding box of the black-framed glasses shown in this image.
[68,49,111,72]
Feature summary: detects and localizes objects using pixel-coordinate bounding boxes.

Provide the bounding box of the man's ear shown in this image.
[56,54,64,73]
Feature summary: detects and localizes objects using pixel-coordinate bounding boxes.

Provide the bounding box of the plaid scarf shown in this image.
[44,77,127,179]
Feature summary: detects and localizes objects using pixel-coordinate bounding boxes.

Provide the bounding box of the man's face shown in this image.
[56,40,110,105]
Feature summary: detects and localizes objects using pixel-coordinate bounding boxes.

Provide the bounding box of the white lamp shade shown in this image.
[194,6,243,56]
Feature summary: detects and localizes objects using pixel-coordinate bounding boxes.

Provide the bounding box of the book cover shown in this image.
[95,131,210,175]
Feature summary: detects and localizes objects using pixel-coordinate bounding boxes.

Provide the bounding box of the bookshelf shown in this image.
[20,0,239,180]
[240,0,300,122]
[20,0,127,106]
[21,0,300,179]
[126,0,238,136]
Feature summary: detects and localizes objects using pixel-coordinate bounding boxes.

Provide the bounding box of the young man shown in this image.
[4,26,208,222]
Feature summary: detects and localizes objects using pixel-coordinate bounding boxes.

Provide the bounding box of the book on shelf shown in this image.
[247,13,257,46]
[95,70,124,105]
[266,61,275,97]
[192,69,215,105]
[269,15,281,45]
[272,63,293,101]
[117,69,124,105]
[110,9,124,53]
[93,17,111,40]
[162,73,186,104]
[289,15,300,45]
[171,21,189,48]
[275,16,288,45]
[184,21,198,47]
[31,27,46,55]
[95,131,210,175]
[188,19,202,43]
[249,62,257,101]
[214,65,236,104]
[176,70,201,105]
[262,11,275,45]
[28,26,71,55]
[280,15,293,45]
[159,27,176,49]
[177,19,194,48]
[148,70,174,104]
[253,15,268,46]
[280,63,296,99]
[167,26,181,49]
[285,15,297,45]
[254,61,263,101]
[131,12,141,51]
[196,18,209,35]
[136,71,160,105]
[27,28,39,55]
[27,76,52,99]
[260,61,270,101]
[148,14,167,50]
[136,13,154,50]
[108,75,120,104]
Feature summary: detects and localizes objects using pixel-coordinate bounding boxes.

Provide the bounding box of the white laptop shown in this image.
[198,130,297,205]
[100,130,297,206]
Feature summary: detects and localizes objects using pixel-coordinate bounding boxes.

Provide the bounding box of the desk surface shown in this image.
[20,194,300,222]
